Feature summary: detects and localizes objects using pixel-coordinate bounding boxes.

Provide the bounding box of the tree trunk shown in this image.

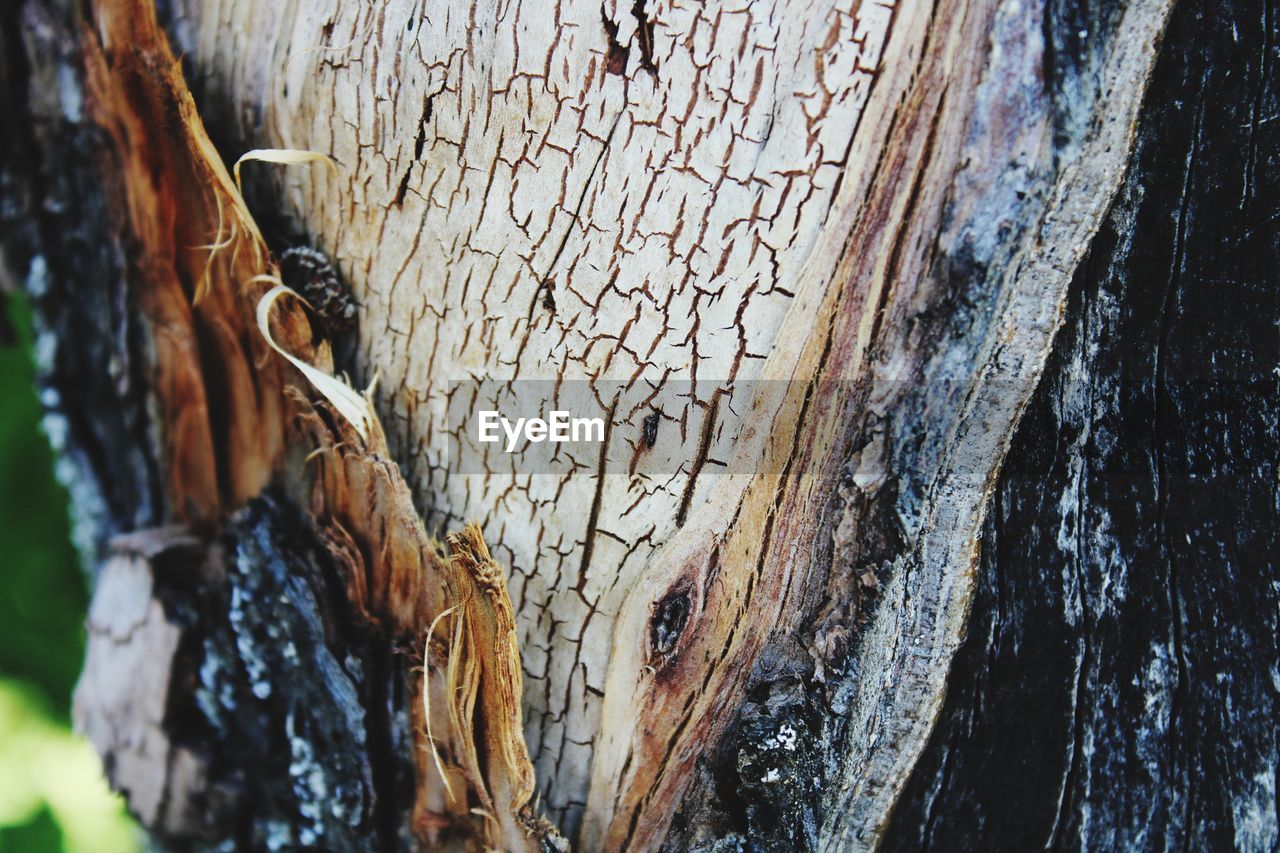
[2,0,1273,849]
[886,1,1280,847]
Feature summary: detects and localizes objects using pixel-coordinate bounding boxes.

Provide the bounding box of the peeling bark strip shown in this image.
[0,0,1205,849]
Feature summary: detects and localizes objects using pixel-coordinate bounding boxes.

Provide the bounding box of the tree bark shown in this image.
[4,0,1271,850]
[885,0,1280,847]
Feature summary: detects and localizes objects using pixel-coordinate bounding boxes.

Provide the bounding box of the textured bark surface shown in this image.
[149,1,1170,848]
[160,2,909,835]
[4,2,557,849]
[11,0,1269,849]
[885,0,1280,846]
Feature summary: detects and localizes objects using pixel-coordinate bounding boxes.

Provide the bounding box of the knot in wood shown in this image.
[650,588,690,657]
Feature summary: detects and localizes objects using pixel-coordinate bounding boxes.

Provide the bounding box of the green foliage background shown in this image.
[0,292,136,852]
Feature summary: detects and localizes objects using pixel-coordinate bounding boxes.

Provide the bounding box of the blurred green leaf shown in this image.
[0,292,86,722]
[0,804,65,853]
[0,291,137,850]
[0,679,136,852]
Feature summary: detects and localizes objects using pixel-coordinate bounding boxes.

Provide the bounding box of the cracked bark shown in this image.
[4,0,1271,850]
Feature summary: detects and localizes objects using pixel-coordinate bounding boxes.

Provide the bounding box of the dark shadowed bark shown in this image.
[887,0,1280,847]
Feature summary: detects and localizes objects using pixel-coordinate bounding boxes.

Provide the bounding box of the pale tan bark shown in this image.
[169,0,904,834]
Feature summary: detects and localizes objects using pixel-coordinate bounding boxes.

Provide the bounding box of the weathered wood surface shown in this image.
[6,0,1259,849]
[6,2,557,848]
[885,0,1280,847]
[150,1,1171,848]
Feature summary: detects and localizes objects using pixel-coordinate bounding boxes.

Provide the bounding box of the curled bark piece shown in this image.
[232,148,336,192]
[255,282,372,440]
[293,398,565,850]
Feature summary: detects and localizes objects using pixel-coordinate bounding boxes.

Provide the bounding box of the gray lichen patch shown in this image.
[196,496,376,850]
